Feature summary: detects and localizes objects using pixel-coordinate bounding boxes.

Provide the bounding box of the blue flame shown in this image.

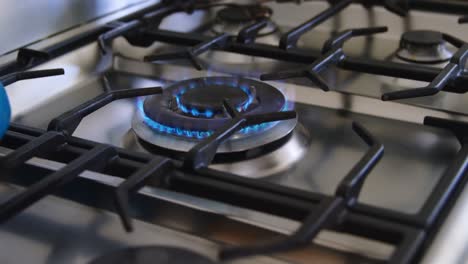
[138,99,212,139]
[174,78,255,118]
[137,98,286,140]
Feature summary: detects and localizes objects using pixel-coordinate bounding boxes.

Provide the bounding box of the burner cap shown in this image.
[397,30,453,64]
[90,246,216,264]
[177,82,255,116]
[401,30,444,46]
[217,5,272,23]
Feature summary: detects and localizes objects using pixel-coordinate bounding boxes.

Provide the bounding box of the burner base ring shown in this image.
[131,112,297,153]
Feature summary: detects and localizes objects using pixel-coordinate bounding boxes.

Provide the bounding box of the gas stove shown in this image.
[1,0,468,263]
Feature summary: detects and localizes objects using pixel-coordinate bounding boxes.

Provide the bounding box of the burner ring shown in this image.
[132,112,297,153]
[141,77,286,134]
[132,77,297,153]
[175,80,256,118]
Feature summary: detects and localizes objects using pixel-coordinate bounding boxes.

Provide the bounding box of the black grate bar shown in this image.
[0,132,65,169]
[358,0,468,15]
[279,0,353,50]
[98,20,143,53]
[0,1,170,76]
[262,26,388,91]
[237,19,269,44]
[184,118,245,170]
[144,33,230,70]
[138,29,468,93]
[219,197,344,261]
[382,44,468,101]
[388,227,425,264]
[243,111,298,126]
[335,122,384,205]
[350,116,468,228]
[95,4,178,71]
[47,87,162,135]
[407,0,468,14]
[380,0,409,16]
[0,124,430,263]
[262,48,343,91]
[416,116,468,227]
[183,100,296,170]
[0,69,64,86]
[0,144,117,224]
[0,127,423,264]
[219,121,383,261]
[441,33,465,49]
[114,158,173,232]
[340,212,425,264]
[16,48,50,68]
[322,26,389,53]
[98,4,177,53]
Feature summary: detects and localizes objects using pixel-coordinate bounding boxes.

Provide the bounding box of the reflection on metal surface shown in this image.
[0,184,284,264]
[0,147,393,263]
[0,0,157,55]
[209,125,309,178]
[421,180,468,264]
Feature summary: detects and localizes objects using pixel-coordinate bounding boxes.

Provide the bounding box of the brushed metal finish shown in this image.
[0,181,285,264]
[0,147,394,263]
[0,0,154,55]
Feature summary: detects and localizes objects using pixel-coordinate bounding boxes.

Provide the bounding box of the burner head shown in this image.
[217,5,272,23]
[212,5,277,37]
[90,246,216,264]
[176,80,256,117]
[201,4,280,73]
[132,77,297,154]
[401,30,444,46]
[397,30,453,63]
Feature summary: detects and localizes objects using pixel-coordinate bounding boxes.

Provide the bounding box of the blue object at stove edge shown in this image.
[0,82,11,139]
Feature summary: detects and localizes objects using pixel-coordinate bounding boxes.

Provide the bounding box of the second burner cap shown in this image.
[400,30,444,47]
[397,30,453,64]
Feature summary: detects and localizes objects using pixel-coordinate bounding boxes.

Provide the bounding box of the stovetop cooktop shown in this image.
[2,1,468,263]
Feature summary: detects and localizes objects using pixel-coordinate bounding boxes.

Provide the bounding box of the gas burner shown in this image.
[90,246,216,264]
[381,30,456,92]
[211,5,277,36]
[132,77,297,154]
[195,4,282,74]
[396,30,454,64]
